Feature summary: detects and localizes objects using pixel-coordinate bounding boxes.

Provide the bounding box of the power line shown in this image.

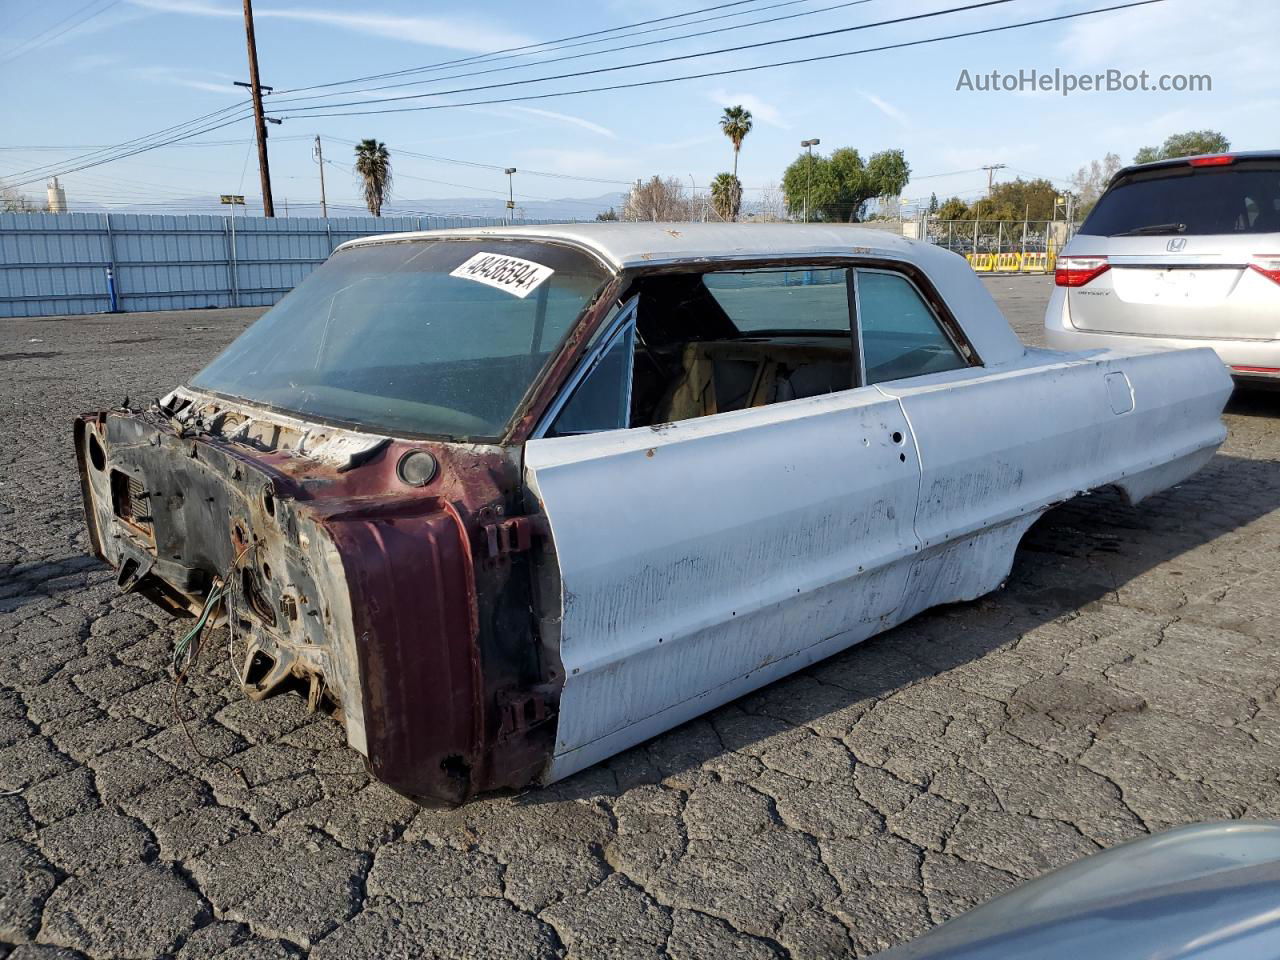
[283,0,1171,120]
[0,135,315,152]
[323,136,636,187]
[7,0,1168,190]
[275,0,868,106]
[4,103,254,183]
[274,0,773,95]
[325,157,616,207]
[7,114,252,188]
[274,0,1023,114]
[0,0,122,66]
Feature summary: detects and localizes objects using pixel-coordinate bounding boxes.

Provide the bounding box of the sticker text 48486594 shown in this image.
[449,252,555,298]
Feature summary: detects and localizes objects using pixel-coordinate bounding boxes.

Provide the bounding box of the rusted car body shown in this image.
[75,224,1231,805]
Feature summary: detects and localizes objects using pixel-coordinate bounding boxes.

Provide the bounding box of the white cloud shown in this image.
[131,65,240,94]
[127,0,534,52]
[509,107,617,140]
[70,54,121,72]
[706,89,789,129]
[859,91,909,127]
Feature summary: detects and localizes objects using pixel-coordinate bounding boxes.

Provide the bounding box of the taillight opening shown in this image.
[1055,256,1111,288]
[1249,255,1280,286]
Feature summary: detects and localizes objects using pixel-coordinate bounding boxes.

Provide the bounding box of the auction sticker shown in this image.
[449,252,554,298]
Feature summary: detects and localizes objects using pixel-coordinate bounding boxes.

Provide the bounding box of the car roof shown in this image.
[337,222,1027,368]
[338,221,927,271]
[1111,150,1280,183]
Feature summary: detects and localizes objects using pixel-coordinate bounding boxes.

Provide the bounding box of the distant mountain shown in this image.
[68,192,625,223]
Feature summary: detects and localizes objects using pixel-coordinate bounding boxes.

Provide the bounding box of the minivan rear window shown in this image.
[1082,161,1280,237]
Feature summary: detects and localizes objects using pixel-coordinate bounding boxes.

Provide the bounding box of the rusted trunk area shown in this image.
[75,393,560,805]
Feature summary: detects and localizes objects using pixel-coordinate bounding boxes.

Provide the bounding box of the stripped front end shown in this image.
[73,235,615,805]
[75,391,556,805]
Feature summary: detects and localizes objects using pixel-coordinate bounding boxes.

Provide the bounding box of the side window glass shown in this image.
[702,268,850,334]
[549,322,635,435]
[857,271,965,384]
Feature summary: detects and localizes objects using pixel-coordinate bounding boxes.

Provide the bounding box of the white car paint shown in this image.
[528,346,1226,782]
[1045,281,1280,372]
[510,226,1231,785]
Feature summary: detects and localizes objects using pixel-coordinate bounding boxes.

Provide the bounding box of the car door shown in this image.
[858,266,1222,622]
[523,272,923,782]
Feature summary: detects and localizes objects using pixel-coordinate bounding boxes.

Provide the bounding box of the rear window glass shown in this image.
[702,269,851,334]
[1082,162,1280,236]
[190,239,609,440]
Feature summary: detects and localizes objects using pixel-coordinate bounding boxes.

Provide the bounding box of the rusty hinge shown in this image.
[497,687,556,740]
[482,515,544,558]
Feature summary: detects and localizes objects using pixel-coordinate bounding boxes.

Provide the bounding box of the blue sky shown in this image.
[2,0,1276,217]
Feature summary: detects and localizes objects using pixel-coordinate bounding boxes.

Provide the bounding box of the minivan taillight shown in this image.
[1249,255,1280,286]
[1055,256,1110,287]
[1187,155,1234,167]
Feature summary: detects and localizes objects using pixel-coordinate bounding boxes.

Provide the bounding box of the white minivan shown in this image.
[1045,151,1280,388]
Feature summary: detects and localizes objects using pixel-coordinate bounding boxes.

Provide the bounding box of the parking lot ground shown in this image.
[2,275,1279,959]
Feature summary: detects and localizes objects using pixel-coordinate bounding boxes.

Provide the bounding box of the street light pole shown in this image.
[504,168,517,223]
[800,138,820,223]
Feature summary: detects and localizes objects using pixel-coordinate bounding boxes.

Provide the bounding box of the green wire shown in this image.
[172,580,227,673]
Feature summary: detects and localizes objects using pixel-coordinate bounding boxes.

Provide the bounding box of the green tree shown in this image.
[927,192,939,215]
[935,196,971,220]
[866,149,911,199]
[781,150,833,221]
[718,106,753,218]
[983,177,1059,221]
[1134,129,1230,164]
[710,172,741,222]
[595,207,619,222]
[354,139,392,217]
[781,146,908,222]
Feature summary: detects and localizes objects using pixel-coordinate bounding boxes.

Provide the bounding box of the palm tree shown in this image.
[354,139,392,217]
[710,173,741,222]
[718,106,753,217]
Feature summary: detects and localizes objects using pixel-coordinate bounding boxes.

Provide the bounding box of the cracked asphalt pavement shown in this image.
[3,274,1279,959]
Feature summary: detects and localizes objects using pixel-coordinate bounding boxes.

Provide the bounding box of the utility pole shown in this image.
[982,163,1006,197]
[313,135,327,219]
[240,0,274,218]
[504,168,516,223]
[800,138,820,223]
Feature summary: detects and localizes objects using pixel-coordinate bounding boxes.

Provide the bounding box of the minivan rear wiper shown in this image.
[1110,222,1187,237]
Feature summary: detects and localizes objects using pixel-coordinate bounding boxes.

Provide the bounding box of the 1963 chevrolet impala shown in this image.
[74,223,1231,805]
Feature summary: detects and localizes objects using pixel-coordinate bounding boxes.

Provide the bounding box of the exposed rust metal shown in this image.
[75,393,560,805]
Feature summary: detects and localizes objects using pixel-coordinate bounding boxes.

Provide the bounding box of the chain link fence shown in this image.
[914,218,1078,273]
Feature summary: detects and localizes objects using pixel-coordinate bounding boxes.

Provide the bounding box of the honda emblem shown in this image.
[1167,238,1187,252]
